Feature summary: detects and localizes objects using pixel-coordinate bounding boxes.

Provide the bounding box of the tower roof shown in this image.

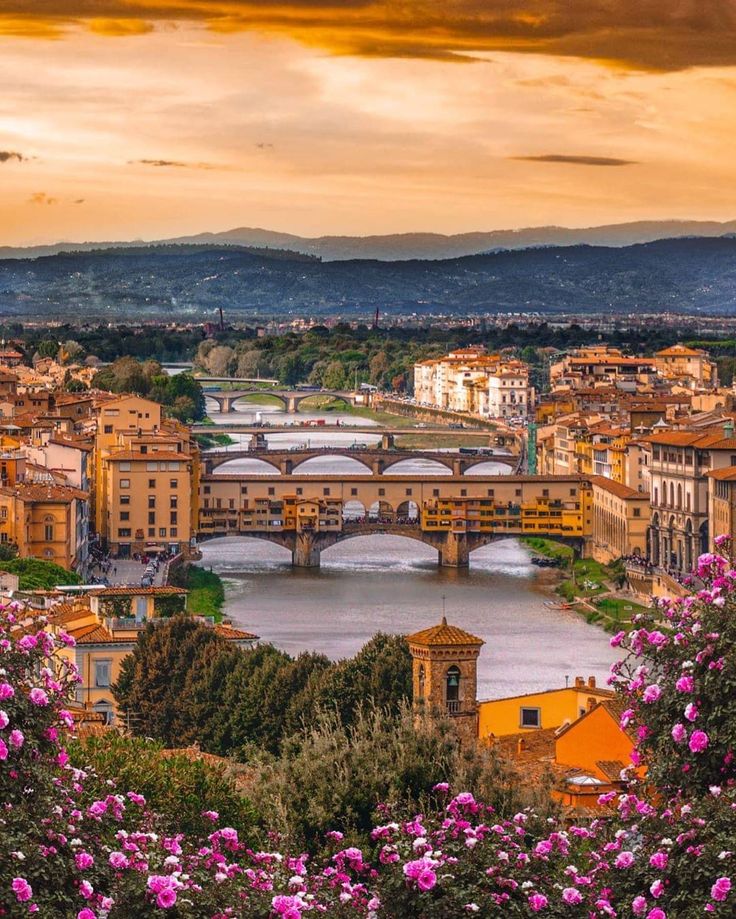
[406,617,484,648]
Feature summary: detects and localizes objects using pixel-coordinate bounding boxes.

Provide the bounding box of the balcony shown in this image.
[446,700,461,715]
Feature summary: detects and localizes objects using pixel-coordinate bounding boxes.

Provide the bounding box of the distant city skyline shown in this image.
[2,3,736,245]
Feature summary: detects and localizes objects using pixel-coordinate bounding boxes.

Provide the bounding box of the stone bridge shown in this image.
[197,472,590,567]
[201,446,518,476]
[196,521,585,569]
[204,388,356,414]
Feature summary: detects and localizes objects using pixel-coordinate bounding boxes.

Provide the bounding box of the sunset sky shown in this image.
[2,1,736,245]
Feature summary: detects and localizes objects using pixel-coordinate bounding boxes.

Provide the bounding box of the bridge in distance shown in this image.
[201,445,518,476]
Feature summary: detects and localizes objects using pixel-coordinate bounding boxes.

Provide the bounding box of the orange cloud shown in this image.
[2,1,735,70]
[513,155,637,167]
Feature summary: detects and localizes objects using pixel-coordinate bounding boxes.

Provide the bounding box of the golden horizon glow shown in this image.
[2,3,736,246]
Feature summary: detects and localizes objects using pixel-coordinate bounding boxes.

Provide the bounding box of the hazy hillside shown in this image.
[4,219,736,262]
[2,237,736,319]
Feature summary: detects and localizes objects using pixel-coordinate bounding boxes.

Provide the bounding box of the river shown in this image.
[197,398,621,701]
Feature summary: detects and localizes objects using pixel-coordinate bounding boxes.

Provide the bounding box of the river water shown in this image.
[197,399,621,701]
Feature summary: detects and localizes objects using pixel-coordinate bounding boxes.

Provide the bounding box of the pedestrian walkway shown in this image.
[92,558,167,588]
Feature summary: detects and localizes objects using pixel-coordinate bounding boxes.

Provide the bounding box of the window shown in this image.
[268,487,275,496]
[146,462,158,471]
[103,425,113,434]
[170,528,177,538]
[633,507,641,518]
[148,479,156,489]
[228,499,234,509]
[570,488,577,497]
[379,488,385,497]
[170,478,178,489]
[168,462,180,471]
[94,660,111,688]
[119,462,131,472]
[0,507,6,519]
[520,707,541,728]
[120,479,130,489]
[118,528,131,538]
[148,496,156,508]
[204,485,211,495]
[460,489,467,497]
[120,495,130,505]
[148,512,156,525]
[140,445,148,455]
[351,488,358,496]
[433,489,440,497]
[296,488,303,496]
[44,524,53,541]
[170,511,177,525]
[323,487,330,496]
[417,664,425,701]
[515,489,522,497]
[170,496,178,509]
[487,489,494,497]
[159,528,167,538]
[542,489,549,498]
[120,511,130,521]
[148,528,155,537]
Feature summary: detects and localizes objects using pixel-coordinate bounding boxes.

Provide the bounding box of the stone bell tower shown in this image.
[406,617,484,746]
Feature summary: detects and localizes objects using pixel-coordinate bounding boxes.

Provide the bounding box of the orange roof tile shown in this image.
[590,476,649,500]
[91,586,186,597]
[406,617,484,647]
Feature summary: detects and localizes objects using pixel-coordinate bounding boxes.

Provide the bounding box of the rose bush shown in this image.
[1,546,736,917]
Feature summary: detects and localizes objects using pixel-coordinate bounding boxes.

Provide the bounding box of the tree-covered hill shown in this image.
[3,236,736,318]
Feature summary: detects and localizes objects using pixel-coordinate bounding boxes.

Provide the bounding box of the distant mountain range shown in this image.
[3,237,736,319]
[4,219,736,262]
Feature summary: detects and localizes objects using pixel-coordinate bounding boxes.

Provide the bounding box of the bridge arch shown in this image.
[396,500,419,521]
[343,499,367,521]
[381,455,454,474]
[295,392,353,412]
[290,453,373,474]
[368,500,395,521]
[208,454,282,474]
[230,392,289,411]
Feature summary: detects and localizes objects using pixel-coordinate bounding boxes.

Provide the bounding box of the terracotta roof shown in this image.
[91,586,187,597]
[656,346,702,357]
[707,467,736,481]
[406,617,484,647]
[48,436,94,452]
[589,476,649,500]
[480,684,614,707]
[72,623,136,644]
[596,759,628,782]
[0,482,87,502]
[215,624,259,641]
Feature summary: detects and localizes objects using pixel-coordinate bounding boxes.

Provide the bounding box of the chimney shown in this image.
[587,697,597,712]
[724,420,735,439]
[588,676,596,689]
[574,676,585,688]
[517,737,525,754]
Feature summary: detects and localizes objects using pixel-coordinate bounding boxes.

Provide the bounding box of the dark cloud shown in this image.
[2,1,736,71]
[0,150,25,163]
[28,192,58,205]
[512,154,637,167]
[131,158,216,169]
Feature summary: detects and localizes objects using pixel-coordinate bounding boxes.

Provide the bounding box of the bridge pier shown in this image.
[438,532,470,568]
[371,458,385,474]
[452,457,463,476]
[287,396,298,413]
[279,458,293,474]
[292,533,321,568]
[381,433,395,449]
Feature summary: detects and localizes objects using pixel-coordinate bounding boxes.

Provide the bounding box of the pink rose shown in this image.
[528,894,548,911]
[562,888,582,905]
[11,878,32,902]
[689,730,709,753]
[711,877,732,902]
[671,723,687,743]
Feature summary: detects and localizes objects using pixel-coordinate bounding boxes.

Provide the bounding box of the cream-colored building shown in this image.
[413,349,530,419]
[654,345,718,389]
[590,476,650,563]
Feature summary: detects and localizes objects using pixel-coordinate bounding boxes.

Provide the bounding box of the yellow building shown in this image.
[707,467,736,550]
[94,395,200,557]
[48,587,258,723]
[0,481,88,571]
[477,676,615,739]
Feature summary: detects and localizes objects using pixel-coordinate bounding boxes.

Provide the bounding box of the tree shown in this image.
[369,350,389,384]
[114,617,228,745]
[322,360,347,390]
[204,345,235,377]
[277,353,304,387]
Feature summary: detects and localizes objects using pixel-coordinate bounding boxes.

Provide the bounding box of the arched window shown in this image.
[677,483,682,509]
[446,666,461,702]
[669,482,675,507]
[417,664,425,701]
